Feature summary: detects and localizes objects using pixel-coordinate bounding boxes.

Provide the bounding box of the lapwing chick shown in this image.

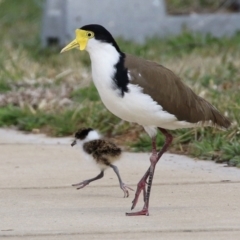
[71,128,133,197]
[61,25,231,216]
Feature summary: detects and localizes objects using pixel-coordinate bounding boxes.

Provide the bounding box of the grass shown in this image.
[0,0,239,167]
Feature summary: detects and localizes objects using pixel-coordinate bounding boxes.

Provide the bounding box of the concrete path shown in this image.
[0,129,240,240]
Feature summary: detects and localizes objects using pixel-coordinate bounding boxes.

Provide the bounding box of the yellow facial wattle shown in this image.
[60,29,94,53]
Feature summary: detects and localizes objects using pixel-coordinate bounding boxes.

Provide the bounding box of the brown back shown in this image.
[125,54,231,129]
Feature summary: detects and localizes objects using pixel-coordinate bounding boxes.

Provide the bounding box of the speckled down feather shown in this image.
[83,139,121,166]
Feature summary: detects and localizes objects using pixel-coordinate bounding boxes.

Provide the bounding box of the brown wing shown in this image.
[124,54,231,129]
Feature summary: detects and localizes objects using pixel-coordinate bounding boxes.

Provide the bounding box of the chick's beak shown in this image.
[60,29,89,53]
[71,139,77,147]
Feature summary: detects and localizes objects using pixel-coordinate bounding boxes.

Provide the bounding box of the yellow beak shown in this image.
[60,29,89,53]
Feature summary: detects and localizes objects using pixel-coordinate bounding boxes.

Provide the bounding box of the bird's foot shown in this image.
[126,207,149,216]
[72,180,89,190]
[120,183,134,198]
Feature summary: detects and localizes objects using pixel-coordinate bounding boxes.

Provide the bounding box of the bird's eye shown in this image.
[87,32,94,38]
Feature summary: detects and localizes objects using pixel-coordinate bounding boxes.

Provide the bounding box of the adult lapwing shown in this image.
[71,128,133,197]
[61,24,231,216]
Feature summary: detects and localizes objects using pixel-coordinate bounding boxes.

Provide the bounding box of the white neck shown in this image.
[86,39,120,88]
[75,130,101,148]
[84,130,101,142]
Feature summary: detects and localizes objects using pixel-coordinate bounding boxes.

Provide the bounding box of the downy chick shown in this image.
[71,128,133,197]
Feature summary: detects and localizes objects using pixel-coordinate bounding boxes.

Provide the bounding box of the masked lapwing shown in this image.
[71,128,133,197]
[61,24,231,216]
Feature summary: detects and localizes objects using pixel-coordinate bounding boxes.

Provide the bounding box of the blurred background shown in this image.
[0,0,239,166]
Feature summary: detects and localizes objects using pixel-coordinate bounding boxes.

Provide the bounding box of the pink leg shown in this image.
[126,128,173,216]
[128,138,157,211]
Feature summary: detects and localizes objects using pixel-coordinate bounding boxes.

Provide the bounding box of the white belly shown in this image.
[93,75,186,129]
